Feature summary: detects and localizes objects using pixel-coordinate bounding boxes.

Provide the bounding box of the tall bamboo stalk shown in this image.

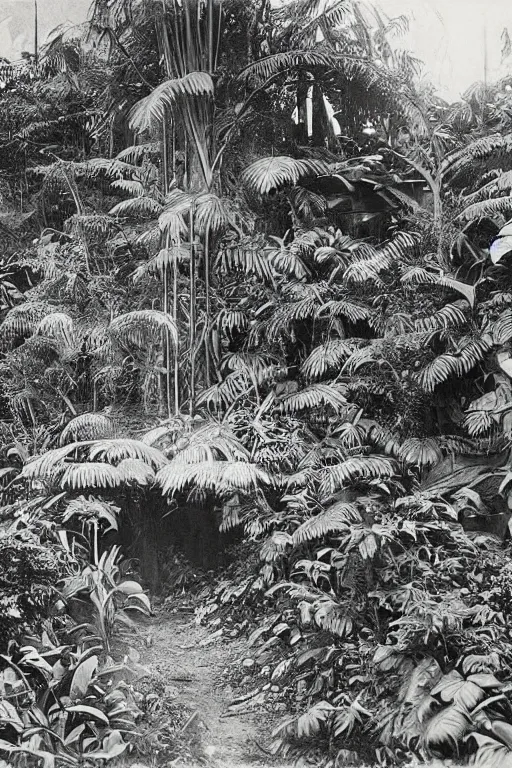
[189,202,197,415]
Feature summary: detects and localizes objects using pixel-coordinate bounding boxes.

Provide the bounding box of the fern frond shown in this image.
[301,340,353,380]
[242,156,328,195]
[292,502,362,545]
[277,383,348,414]
[60,413,116,445]
[129,72,214,132]
[319,456,396,496]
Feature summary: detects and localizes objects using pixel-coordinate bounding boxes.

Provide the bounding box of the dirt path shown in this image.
[133,609,284,768]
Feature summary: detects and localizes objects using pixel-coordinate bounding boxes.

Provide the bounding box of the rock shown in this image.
[242,658,255,669]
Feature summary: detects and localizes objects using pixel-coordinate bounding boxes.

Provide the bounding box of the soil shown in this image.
[130,607,291,768]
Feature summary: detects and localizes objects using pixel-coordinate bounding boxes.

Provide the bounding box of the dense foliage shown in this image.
[3,1,512,766]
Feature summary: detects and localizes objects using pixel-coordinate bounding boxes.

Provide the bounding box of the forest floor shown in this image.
[129,605,292,768]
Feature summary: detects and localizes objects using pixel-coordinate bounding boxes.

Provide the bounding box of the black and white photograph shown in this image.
[0,1,511,766]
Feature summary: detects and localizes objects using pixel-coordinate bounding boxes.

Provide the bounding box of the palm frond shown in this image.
[129,72,214,132]
[109,197,163,218]
[109,310,177,349]
[319,456,396,496]
[277,383,348,414]
[301,340,353,380]
[116,143,162,163]
[216,238,274,282]
[238,49,341,82]
[493,309,512,345]
[36,312,75,345]
[442,133,512,180]
[317,299,374,323]
[1,302,49,339]
[117,458,156,485]
[60,413,116,445]
[414,302,468,334]
[416,335,493,391]
[242,156,328,195]
[60,462,123,490]
[292,502,362,545]
[88,439,168,470]
[462,170,512,205]
[156,461,271,496]
[458,196,512,222]
[398,438,443,468]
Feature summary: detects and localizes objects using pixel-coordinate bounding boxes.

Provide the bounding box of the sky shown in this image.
[0,0,511,101]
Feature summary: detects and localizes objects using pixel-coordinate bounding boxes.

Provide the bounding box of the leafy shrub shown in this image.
[0,537,62,650]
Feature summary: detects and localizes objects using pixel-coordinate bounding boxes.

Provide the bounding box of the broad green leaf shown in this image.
[70,655,98,701]
[65,705,109,725]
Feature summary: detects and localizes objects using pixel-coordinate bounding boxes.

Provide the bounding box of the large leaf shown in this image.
[69,655,98,701]
[242,156,328,195]
[421,704,471,750]
[129,72,214,132]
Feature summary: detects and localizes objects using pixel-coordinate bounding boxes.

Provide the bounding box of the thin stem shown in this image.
[189,202,197,415]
